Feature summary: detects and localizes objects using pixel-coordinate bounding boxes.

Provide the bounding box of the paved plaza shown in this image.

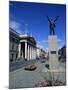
[9,61,45,88]
[9,60,66,89]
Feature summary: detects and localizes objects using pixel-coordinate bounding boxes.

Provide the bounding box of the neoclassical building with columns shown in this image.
[10,27,37,62]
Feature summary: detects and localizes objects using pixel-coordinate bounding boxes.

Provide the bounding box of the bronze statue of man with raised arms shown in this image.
[47,16,59,35]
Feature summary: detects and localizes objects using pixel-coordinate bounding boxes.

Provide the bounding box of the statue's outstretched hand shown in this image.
[54,16,59,22]
[47,16,51,22]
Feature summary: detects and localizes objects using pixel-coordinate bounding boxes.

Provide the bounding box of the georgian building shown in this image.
[9,28,20,62]
[9,28,37,63]
[37,47,46,59]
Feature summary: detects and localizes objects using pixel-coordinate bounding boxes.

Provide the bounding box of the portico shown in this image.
[18,34,37,60]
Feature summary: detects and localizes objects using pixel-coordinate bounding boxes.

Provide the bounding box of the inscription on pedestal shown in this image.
[50,51,56,54]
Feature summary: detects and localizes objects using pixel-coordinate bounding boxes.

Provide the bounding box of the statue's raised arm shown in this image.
[46,16,59,35]
[54,16,59,22]
[47,16,51,22]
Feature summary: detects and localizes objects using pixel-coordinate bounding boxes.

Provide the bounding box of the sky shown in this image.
[9,1,66,51]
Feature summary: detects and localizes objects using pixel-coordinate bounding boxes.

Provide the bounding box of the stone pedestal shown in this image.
[48,35,59,70]
[48,35,59,82]
[41,36,65,85]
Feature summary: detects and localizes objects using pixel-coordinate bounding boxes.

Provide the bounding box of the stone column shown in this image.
[30,46,32,60]
[27,45,30,60]
[31,47,33,59]
[32,47,34,59]
[22,51,23,59]
[34,48,35,59]
[32,48,34,59]
[34,48,36,59]
[30,47,31,60]
[32,47,33,59]
[25,42,27,60]
[18,43,21,58]
[33,48,35,59]
[29,46,30,60]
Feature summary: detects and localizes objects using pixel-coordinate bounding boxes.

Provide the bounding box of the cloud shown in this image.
[37,38,62,44]
[37,40,48,44]
[37,44,46,50]
[37,44,44,49]
[37,40,48,51]
[10,14,17,20]
[9,13,23,33]
[57,38,62,42]
[9,20,20,29]
[9,20,22,33]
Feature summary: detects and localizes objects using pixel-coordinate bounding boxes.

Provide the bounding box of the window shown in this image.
[16,44,18,50]
[10,54,14,62]
[16,53,18,58]
[12,43,14,50]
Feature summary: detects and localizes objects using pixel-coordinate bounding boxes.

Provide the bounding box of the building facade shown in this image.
[37,47,46,59]
[9,28,19,62]
[10,28,37,63]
